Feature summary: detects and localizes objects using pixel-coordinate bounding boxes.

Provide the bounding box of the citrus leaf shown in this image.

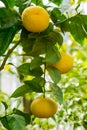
[11,84,32,98]
[17,63,43,77]
[30,56,43,70]
[21,28,35,55]
[11,77,44,98]
[47,66,61,84]
[0,116,10,130]
[48,31,63,46]
[21,27,57,56]
[1,101,8,110]
[29,34,57,56]
[80,15,87,33]
[15,0,31,14]
[59,14,87,45]
[2,114,26,130]
[41,22,54,35]
[44,46,61,63]
[50,84,63,104]
[0,24,20,56]
[25,77,44,92]
[0,8,20,29]
[31,0,43,6]
[30,39,46,56]
[50,8,66,23]
[13,108,31,125]
[49,0,63,5]
[0,0,15,9]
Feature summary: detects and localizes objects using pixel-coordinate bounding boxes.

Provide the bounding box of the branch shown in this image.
[0,40,21,71]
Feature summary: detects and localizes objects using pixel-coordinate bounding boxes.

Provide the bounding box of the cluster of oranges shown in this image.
[21,6,73,118]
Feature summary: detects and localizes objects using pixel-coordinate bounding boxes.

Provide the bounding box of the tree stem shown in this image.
[43,62,46,98]
[0,40,21,71]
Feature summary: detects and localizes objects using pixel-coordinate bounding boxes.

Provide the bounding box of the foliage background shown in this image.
[0,0,87,130]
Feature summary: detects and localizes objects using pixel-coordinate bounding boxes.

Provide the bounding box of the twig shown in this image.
[0,40,21,71]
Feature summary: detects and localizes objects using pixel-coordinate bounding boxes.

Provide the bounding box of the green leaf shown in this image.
[13,108,31,125]
[48,31,63,46]
[29,34,57,56]
[49,0,63,5]
[59,14,87,45]
[21,27,58,56]
[0,24,20,56]
[30,38,46,56]
[0,116,10,129]
[21,28,35,55]
[0,0,15,9]
[15,0,31,14]
[0,8,20,29]
[17,63,43,77]
[50,8,66,24]
[31,0,43,6]
[24,77,44,92]
[0,114,26,130]
[30,56,43,70]
[44,46,61,63]
[47,67,61,84]
[11,77,44,98]
[50,84,63,104]
[41,22,54,35]
[1,101,8,110]
[80,15,87,33]
[11,84,32,98]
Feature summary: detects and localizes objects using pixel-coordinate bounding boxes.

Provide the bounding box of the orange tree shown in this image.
[0,0,87,129]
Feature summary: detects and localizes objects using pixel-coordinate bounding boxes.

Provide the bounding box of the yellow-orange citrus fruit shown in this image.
[52,52,73,74]
[30,97,58,118]
[21,6,50,32]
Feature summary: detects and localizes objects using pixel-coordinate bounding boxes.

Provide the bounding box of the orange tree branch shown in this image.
[0,40,21,71]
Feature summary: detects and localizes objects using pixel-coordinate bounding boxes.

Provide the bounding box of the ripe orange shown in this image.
[30,96,58,118]
[50,52,73,74]
[21,6,50,32]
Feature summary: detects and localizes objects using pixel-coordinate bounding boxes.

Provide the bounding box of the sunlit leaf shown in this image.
[15,0,31,14]
[0,116,10,129]
[0,8,20,29]
[30,56,43,69]
[1,101,8,110]
[13,108,31,125]
[47,67,61,84]
[11,77,44,97]
[0,114,26,130]
[21,28,35,55]
[59,14,87,45]
[44,46,60,63]
[0,24,20,56]
[49,0,63,5]
[48,31,63,46]
[0,0,15,9]
[17,63,43,77]
[31,0,43,6]
[50,83,63,104]
[50,8,66,23]
[24,77,44,92]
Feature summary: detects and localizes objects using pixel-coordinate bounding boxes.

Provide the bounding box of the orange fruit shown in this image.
[30,96,58,118]
[49,52,73,74]
[21,6,50,32]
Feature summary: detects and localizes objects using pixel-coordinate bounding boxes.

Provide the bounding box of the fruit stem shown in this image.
[43,62,46,98]
[36,0,39,5]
